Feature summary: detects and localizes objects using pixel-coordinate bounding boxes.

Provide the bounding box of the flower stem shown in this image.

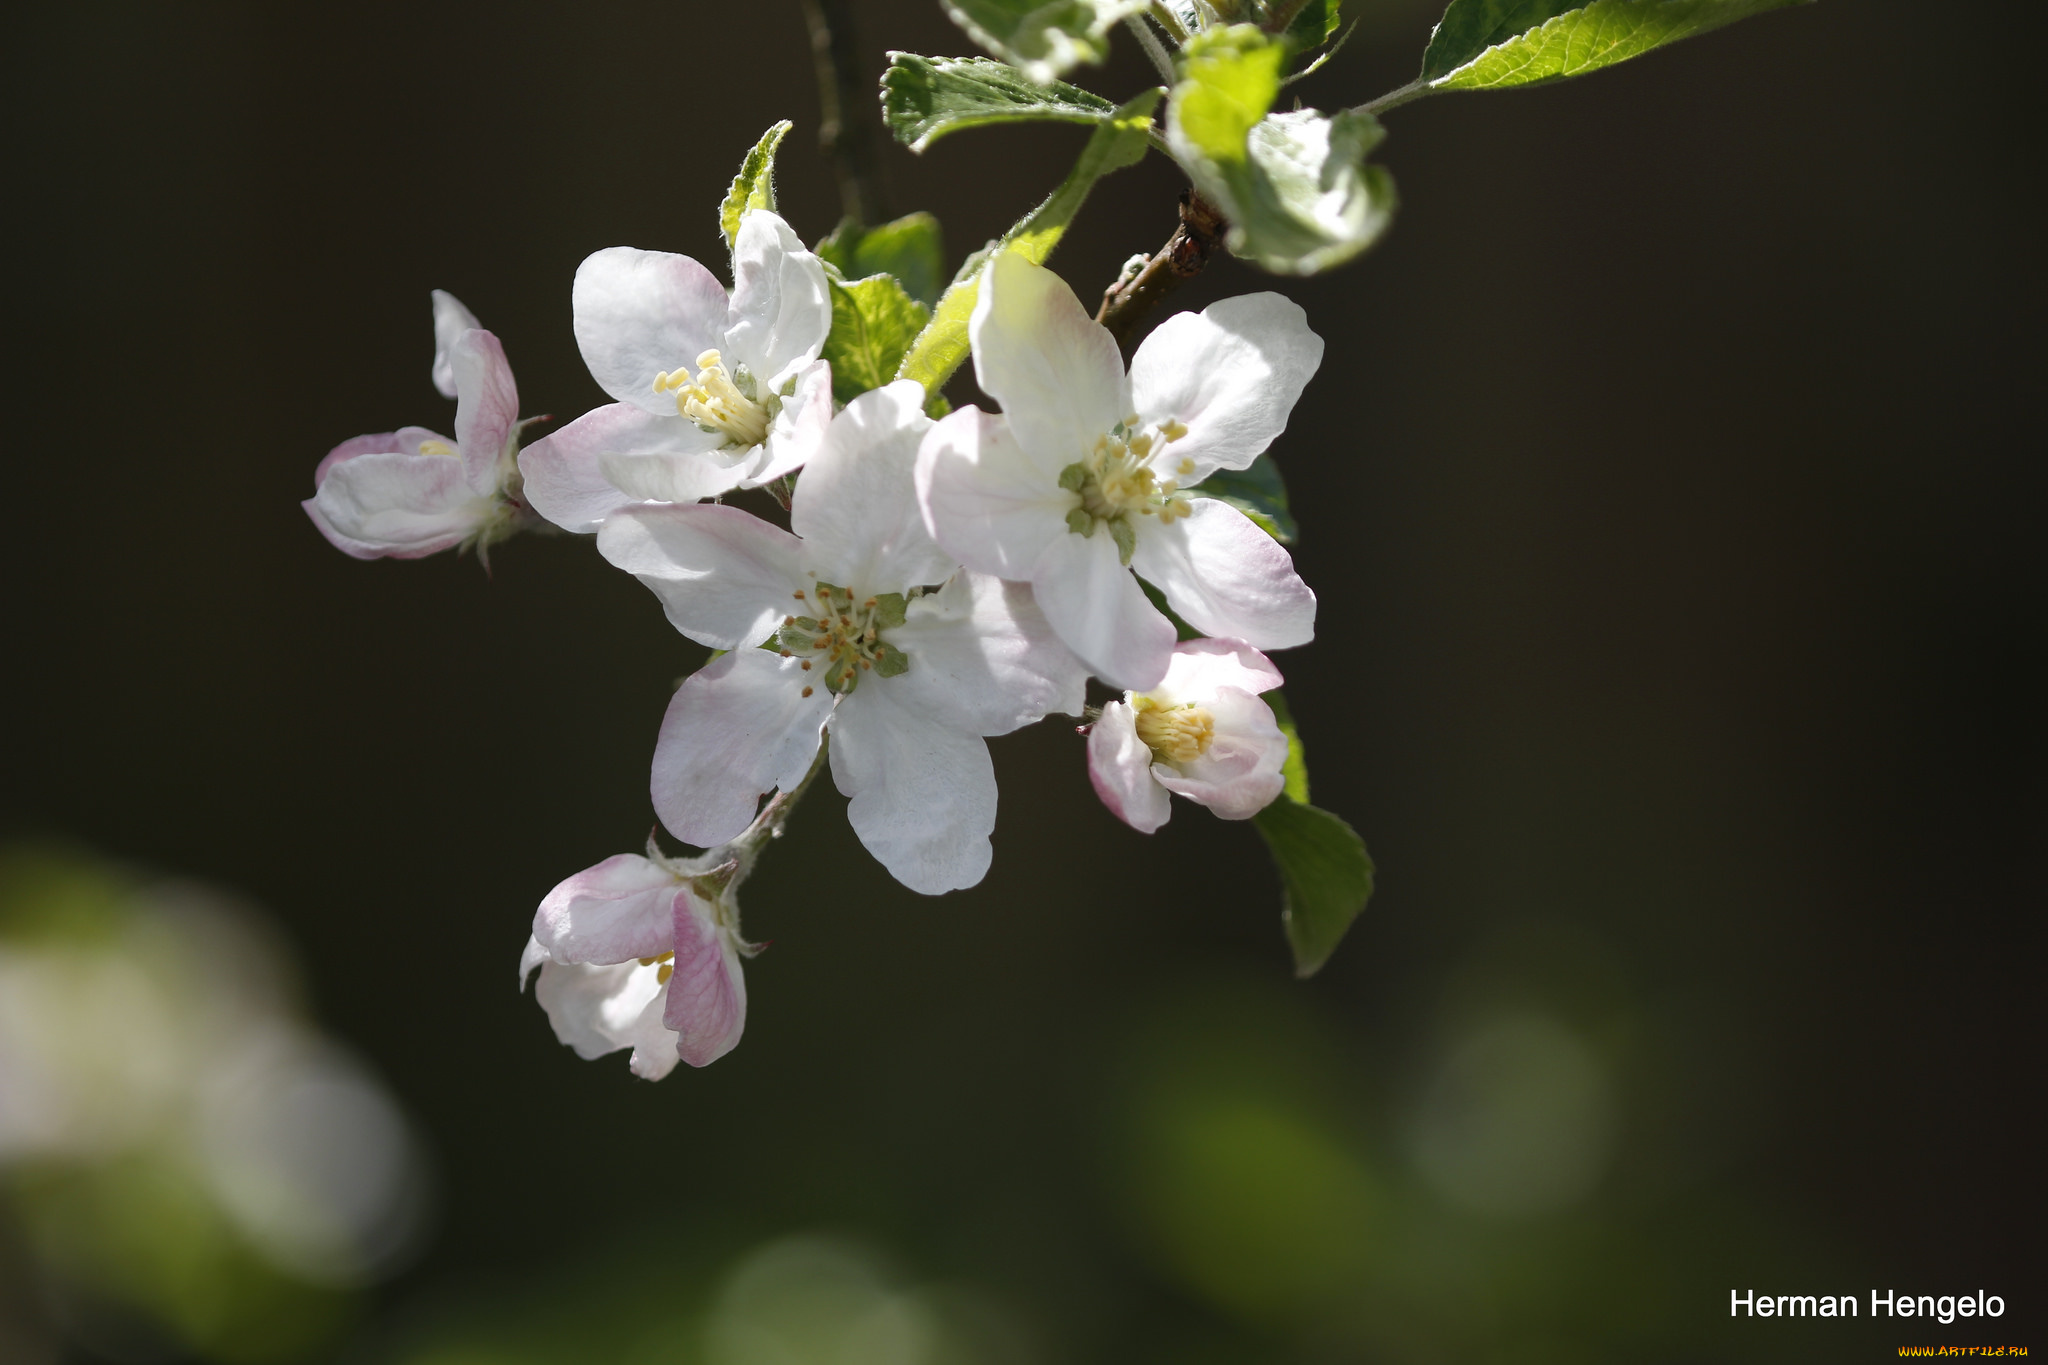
[1096,189,1228,346]
[1124,13,1179,86]
[798,0,889,225]
[1353,78,1433,119]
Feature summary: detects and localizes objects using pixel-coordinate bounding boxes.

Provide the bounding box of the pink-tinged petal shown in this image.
[724,210,833,387]
[531,957,678,1080]
[1151,637,1284,706]
[915,407,1072,579]
[829,686,996,894]
[517,404,704,534]
[598,503,806,649]
[1130,498,1315,651]
[1087,700,1172,834]
[303,450,491,559]
[737,358,832,488]
[1029,530,1176,691]
[790,382,954,594]
[1153,686,1288,819]
[970,251,1128,468]
[1129,293,1323,482]
[651,649,833,847]
[315,426,449,483]
[431,290,481,398]
[883,573,1087,736]
[664,896,747,1067]
[533,854,680,965]
[519,934,548,988]
[451,329,519,494]
[573,247,730,414]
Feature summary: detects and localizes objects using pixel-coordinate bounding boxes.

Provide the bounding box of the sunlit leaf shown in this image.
[815,212,947,309]
[1262,690,1311,804]
[821,274,931,405]
[939,0,1149,83]
[880,53,1118,153]
[1254,796,1373,977]
[896,89,1161,399]
[1421,0,1808,91]
[719,121,791,250]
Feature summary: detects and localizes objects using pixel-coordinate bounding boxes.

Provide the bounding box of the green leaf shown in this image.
[895,88,1160,400]
[1278,0,1343,59]
[821,274,932,405]
[1166,30,1398,275]
[1136,577,1202,642]
[815,212,947,309]
[1263,689,1311,804]
[938,0,1149,83]
[880,53,1118,154]
[1253,796,1373,978]
[720,121,791,250]
[1192,455,1296,543]
[1420,0,1808,91]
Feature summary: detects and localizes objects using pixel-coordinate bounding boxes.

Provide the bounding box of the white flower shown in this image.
[597,381,1088,894]
[519,852,748,1076]
[916,252,1323,690]
[518,210,835,534]
[1088,638,1289,833]
[304,291,532,558]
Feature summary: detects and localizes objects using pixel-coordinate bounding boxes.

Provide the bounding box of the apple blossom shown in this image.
[303,291,536,559]
[915,251,1323,691]
[517,210,834,534]
[519,850,750,1076]
[596,380,1087,895]
[1088,637,1290,834]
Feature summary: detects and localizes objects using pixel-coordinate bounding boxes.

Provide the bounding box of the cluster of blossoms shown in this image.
[307,208,1323,1076]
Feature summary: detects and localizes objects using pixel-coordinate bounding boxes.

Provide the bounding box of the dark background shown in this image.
[3,0,2040,1360]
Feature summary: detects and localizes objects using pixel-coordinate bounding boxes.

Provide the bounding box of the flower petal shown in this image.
[1154,686,1288,819]
[303,451,491,559]
[664,897,747,1067]
[829,686,996,894]
[1129,293,1323,481]
[315,427,448,484]
[1087,699,1172,834]
[651,648,833,847]
[1130,499,1315,651]
[598,503,806,649]
[915,407,1072,579]
[1029,529,1177,691]
[1151,637,1285,706]
[531,957,678,1080]
[517,404,714,534]
[724,210,832,387]
[533,854,681,965]
[883,572,1087,736]
[573,247,730,414]
[430,290,481,399]
[791,381,955,594]
[970,252,1127,468]
[737,358,833,488]
[450,328,519,494]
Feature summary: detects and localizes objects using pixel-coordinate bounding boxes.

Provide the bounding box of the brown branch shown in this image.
[1096,189,1227,346]
[798,0,889,226]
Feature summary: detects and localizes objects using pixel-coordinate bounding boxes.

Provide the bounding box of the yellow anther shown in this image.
[417,439,457,457]
[656,963,674,985]
[1133,699,1215,765]
[1160,418,1188,442]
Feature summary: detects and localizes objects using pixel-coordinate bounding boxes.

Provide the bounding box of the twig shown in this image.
[1095,189,1228,345]
[798,0,889,225]
[1354,78,1433,118]
[1123,13,1179,86]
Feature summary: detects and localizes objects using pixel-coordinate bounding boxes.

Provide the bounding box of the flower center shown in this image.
[1132,695,1215,765]
[1058,416,1195,563]
[635,950,676,985]
[417,438,457,456]
[775,582,910,697]
[653,349,777,448]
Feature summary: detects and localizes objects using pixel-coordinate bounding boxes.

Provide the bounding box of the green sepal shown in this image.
[1057,461,1089,492]
[1192,455,1297,543]
[720,121,791,251]
[777,621,817,652]
[881,53,1118,153]
[815,212,947,309]
[870,592,909,630]
[821,274,932,405]
[1065,508,1096,537]
[1419,0,1810,92]
[825,657,858,694]
[1136,576,1202,642]
[1253,795,1374,978]
[1108,516,1137,565]
[1263,689,1311,803]
[872,642,910,678]
[895,88,1161,399]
